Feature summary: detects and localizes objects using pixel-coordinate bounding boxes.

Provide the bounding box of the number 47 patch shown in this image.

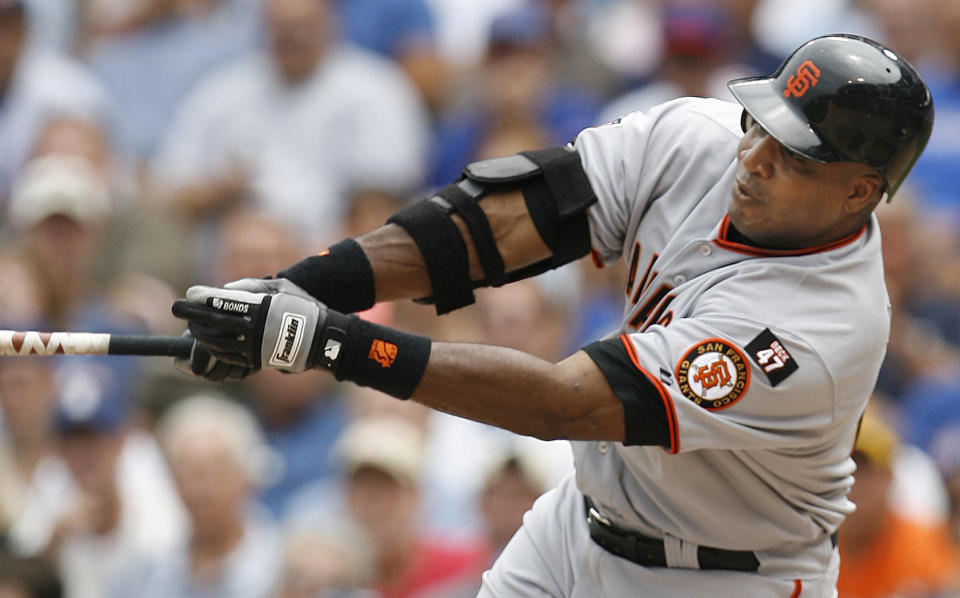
[745,329,799,387]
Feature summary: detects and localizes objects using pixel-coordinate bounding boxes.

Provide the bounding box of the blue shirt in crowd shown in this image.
[336,0,435,58]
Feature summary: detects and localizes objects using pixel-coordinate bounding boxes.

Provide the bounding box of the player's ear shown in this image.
[843,172,885,214]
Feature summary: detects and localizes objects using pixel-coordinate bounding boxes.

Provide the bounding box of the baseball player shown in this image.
[173,34,934,597]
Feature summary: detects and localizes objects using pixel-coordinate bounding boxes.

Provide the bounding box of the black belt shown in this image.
[584,496,838,572]
[585,496,760,572]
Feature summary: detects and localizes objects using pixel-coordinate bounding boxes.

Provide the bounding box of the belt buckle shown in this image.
[588,505,613,528]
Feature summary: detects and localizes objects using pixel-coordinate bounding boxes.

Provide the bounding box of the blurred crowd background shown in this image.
[0,0,958,597]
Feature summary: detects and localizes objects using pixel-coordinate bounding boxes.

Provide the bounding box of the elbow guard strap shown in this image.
[514,147,597,266]
[462,146,597,275]
[387,146,597,314]
[387,198,474,315]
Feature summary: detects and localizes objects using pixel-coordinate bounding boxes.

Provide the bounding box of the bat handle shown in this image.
[108,335,194,358]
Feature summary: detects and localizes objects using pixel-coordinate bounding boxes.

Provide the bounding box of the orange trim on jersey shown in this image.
[640,292,676,332]
[713,215,865,257]
[589,249,604,269]
[789,579,802,598]
[619,334,679,454]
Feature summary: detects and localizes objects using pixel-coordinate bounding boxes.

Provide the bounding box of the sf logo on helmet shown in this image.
[783,60,820,98]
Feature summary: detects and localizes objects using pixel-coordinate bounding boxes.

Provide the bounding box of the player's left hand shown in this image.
[175,331,252,381]
[172,279,328,373]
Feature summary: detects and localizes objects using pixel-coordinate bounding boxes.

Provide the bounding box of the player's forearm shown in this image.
[411,344,625,442]
[356,189,551,302]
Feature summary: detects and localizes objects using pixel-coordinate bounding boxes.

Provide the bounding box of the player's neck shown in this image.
[725,222,775,250]
[726,220,865,251]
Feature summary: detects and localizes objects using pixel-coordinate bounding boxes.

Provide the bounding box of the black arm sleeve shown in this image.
[582,337,677,451]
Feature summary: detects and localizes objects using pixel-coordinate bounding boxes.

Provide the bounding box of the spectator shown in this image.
[334,0,447,110]
[430,2,600,188]
[477,444,553,562]
[0,250,45,334]
[343,188,407,240]
[150,0,429,242]
[837,410,960,598]
[0,0,109,210]
[20,0,76,53]
[425,0,526,68]
[9,361,186,598]
[0,551,62,598]
[896,372,960,548]
[29,116,135,206]
[906,0,960,220]
[247,367,351,517]
[210,207,306,284]
[275,519,378,598]
[173,0,261,35]
[749,0,879,65]
[414,278,575,539]
[0,357,68,543]
[336,0,432,59]
[4,121,182,336]
[6,154,113,329]
[337,416,486,598]
[83,0,256,164]
[873,199,960,397]
[116,394,282,598]
[600,1,756,122]
[201,208,353,517]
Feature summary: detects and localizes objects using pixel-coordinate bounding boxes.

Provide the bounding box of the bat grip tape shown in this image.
[109,335,194,358]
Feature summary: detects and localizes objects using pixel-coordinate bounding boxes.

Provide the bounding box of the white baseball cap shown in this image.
[335,416,425,485]
[9,155,111,229]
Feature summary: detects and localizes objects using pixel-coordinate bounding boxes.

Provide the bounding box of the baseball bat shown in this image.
[0,330,194,358]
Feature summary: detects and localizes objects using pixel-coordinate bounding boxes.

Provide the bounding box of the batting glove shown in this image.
[173,278,432,398]
[171,280,328,373]
[175,331,252,381]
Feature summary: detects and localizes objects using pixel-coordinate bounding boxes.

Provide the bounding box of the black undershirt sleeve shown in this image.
[582,337,672,449]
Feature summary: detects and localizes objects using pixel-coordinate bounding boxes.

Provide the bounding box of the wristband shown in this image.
[312,311,431,400]
[278,239,376,314]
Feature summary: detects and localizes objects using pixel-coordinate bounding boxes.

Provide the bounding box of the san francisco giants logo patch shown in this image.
[369,339,398,368]
[783,60,820,98]
[675,339,750,410]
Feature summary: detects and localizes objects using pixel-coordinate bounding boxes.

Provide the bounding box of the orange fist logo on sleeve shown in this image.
[369,339,398,368]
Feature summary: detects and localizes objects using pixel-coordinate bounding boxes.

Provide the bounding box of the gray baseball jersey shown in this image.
[479,97,887,597]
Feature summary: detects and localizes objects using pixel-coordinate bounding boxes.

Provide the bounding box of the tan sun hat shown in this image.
[9,155,111,229]
[335,416,425,485]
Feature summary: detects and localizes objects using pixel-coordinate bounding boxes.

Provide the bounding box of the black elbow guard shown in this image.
[387,146,597,315]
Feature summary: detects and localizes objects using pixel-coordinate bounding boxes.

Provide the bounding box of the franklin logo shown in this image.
[783,60,820,98]
[269,313,306,368]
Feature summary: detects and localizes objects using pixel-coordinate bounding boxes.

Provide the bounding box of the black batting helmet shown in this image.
[727,34,934,199]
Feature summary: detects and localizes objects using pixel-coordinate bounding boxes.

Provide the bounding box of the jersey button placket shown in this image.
[699,244,713,257]
[597,441,610,454]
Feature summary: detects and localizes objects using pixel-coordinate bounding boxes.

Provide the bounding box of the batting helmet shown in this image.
[727,33,934,199]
